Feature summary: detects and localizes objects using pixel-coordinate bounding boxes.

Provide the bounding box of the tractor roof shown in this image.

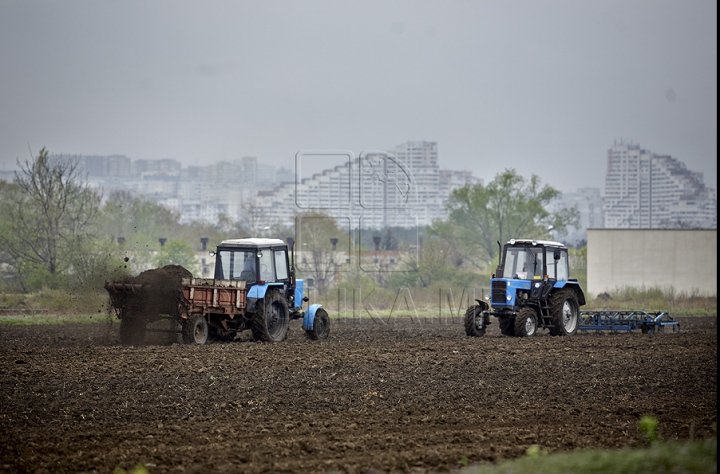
[507,239,567,248]
[219,238,286,247]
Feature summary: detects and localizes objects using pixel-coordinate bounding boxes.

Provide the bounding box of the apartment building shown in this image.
[603,142,716,229]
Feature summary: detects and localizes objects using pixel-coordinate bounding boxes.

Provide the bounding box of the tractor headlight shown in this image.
[506,294,512,301]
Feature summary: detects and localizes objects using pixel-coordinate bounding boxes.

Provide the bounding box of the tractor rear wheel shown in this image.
[182,314,209,344]
[464,305,486,337]
[550,289,580,336]
[499,316,515,337]
[251,291,290,343]
[514,307,538,337]
[305,308,330,340]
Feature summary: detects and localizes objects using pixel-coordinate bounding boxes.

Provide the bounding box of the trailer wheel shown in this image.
[499,317,516,337]
[182,314,209,344]
[514,307,538,337]
[251,291,290,343]
[305,308,330,340]
[119,314,146,345]
[464,305,486,337]
[550,289,580,336]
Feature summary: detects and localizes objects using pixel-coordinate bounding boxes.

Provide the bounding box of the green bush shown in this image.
[464,438,717,474]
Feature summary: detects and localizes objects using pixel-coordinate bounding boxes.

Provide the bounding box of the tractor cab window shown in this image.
[214,249,257,282]
[274,250,289,280]
[556,250,569,281]
[545,247,569,280]
[258,250,276,282]
[503,246,544,280]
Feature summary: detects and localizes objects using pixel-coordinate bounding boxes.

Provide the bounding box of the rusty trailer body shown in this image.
[182,278,248,316]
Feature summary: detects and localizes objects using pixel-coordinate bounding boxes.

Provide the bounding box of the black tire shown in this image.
[499,317,516,337]
[119,313,146,345]
[464,305,486,337]
[641,324,655,334]
[514,307,538,337]
[182,314,209,344]
[305,308,330,340]
[550,289,580,336]
[251,291,290,343]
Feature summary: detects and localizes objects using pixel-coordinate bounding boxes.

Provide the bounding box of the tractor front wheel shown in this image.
[464,305,486,337]
[514,307,538,337]
[305,308,330,340]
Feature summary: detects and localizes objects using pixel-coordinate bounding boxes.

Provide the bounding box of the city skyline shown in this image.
[4,139,711,236]
[3,138,715,202]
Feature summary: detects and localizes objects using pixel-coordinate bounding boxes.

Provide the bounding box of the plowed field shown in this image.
[1,316,716,473]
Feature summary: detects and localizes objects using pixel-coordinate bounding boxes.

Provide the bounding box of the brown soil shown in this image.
[110,265,193,324]
[0,315,716,474]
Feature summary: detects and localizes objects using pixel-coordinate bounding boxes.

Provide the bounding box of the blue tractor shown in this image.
[465,239,586,337]
[208,238,329,343]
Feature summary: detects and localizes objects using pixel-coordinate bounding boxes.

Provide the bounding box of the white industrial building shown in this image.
[587,228,717,297]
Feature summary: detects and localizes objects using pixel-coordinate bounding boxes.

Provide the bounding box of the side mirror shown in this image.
[209,251,216,257]
[554,249,561,260]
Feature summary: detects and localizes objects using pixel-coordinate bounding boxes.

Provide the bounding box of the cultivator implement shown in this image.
[579,310,680,333]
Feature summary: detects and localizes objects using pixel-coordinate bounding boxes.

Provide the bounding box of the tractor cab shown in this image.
[213,238,290,286]
[211,237,305,312]
[497,239,570,282]
[491,239,576,310]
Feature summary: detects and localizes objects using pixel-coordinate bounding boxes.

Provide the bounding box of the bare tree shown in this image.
[0,148,100,286]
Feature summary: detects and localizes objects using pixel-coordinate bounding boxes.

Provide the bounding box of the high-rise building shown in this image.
[603,142,716,229]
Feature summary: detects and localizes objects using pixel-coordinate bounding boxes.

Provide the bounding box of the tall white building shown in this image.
[603,142,716,229]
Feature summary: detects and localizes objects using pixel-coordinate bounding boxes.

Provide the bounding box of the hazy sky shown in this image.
[0,0,716,192]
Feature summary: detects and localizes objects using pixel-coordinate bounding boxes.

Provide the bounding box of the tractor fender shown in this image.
[303,304,323,331]
[551,281,586,306]
[474,299,489,311]
[247,283,269,299]
[246,283,269,313]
